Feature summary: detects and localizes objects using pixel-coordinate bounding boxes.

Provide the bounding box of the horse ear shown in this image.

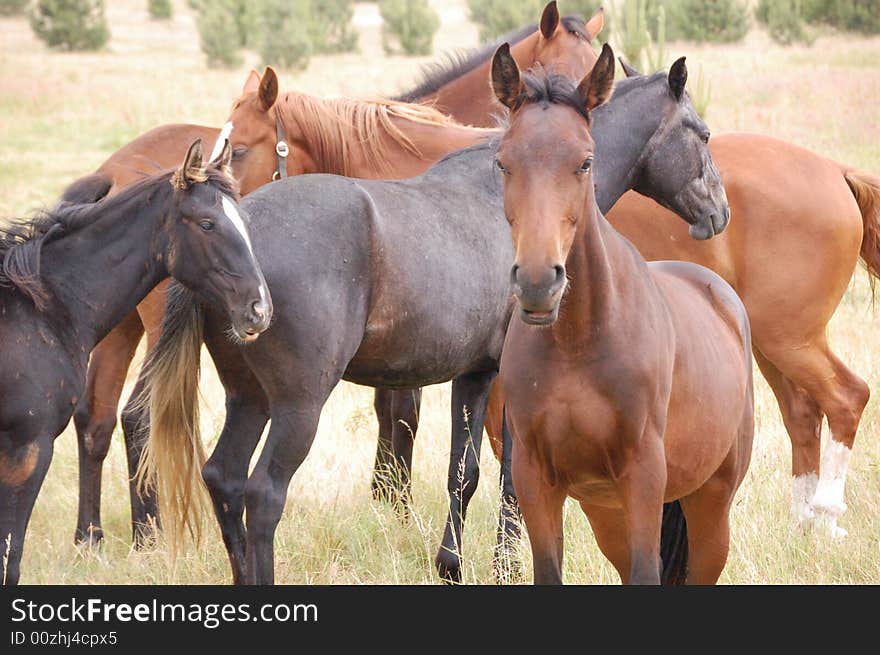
[215,139,233,174]
[259,67,279,112]
[585,6,604,40]
[577,43,615,112]
[668,56,687,100]
[243,69,261,95]
[173,139,204,187]
[491,43,522,110]
[619,57,641,78]
[540,1,560,39]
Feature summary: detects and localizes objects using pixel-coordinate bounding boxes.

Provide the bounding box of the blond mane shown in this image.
[275,92,496,177]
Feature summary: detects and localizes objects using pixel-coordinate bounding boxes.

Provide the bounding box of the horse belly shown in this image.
[347,296,507,387]
[659,276,752,498]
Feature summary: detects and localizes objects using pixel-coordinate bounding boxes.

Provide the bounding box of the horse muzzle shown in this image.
[232,298,272,343]
[511,264,566,326]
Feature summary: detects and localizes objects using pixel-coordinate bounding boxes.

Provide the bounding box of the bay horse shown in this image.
[0,140,271,585]
[138,43,730,585]
[70,1,601,547]
[493,46,754,584]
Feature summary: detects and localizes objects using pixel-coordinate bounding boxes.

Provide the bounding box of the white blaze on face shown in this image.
[209,121,234,162]
[221,195,254,257]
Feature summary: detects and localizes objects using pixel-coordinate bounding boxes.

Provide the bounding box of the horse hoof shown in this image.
[435,551,462,584]
[74,527,104,549]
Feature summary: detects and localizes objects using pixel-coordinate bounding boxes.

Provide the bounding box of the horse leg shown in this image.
[370,387,395,502]
[435,370,495,583]
[0,434,53,585]
[389,387,421,510]
[370,387,421,509]
[117,288,169,547]
[203,390,268,585]
[73,309,143,546]
[512,440,565,584]
[493,407,523,583]
[580,504,630,583]
[244,398,326,584]
[753,350,823,529]
[759,338,870,536]
[617,433,666,585]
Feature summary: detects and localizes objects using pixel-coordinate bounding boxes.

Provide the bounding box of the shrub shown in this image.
[614,0,667,71]
[30,0,110,51]
[251,0,313,69]
[379,0,439,55]
[195,0,243,67]
[310,0,357,54]
[802,0,880,34]
[665,0,750,43]
[148,0,172,20]
[755,0,812,44]
[0,0,29,16]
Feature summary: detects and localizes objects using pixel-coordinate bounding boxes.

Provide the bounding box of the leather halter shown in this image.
[272,114,289,181]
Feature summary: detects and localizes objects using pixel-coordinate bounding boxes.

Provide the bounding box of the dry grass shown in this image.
[1,0,880,584]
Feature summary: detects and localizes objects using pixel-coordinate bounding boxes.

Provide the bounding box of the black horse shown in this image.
[0,140,271,585]
[142,45,728,585]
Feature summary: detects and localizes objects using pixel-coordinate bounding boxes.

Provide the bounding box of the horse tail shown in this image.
[135,281,209,554]
[660,500,688,585]
[844,169,880,299]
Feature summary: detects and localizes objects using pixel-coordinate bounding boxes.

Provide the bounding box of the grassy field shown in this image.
[2,0,880,584]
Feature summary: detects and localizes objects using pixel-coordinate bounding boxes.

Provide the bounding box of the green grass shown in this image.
[2,1,880,584]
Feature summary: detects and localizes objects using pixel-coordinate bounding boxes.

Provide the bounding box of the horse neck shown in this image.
[39,186,168,349]
[288,95,492,179]
[426,32,540,127]
[590,82,664,213]
[550,198,649,354]
[379,116,492,177]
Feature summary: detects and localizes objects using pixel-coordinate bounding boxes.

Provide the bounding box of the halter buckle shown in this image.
[275,141,290,158]
[272,171,281,181]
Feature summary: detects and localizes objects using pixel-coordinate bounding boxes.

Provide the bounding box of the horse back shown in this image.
[97,124,221,192]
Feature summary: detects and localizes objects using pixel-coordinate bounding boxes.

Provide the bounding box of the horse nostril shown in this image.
[251,300,266,320]
[510,264,521,288]
[553,265,565,286]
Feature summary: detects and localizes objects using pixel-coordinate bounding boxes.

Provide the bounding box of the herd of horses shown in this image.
[1,2,879,585]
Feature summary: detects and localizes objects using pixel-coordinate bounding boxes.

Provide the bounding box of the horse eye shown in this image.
[200,219,215,232]
[578,158,593,174]
[701,132,710,144]
[495,159,508,174]
[231,146,249,161]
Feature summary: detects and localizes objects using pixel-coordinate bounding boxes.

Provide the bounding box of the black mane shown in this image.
[394,15,587,103]
[0,165,235,310]
[519,66,591,121]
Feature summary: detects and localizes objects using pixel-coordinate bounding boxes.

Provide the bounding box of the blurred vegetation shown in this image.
[466,0,604,42]
[379,0,440,56]
[0,0,28,16]
[193,0,357,70]
[148,0,171,20]
[29,0,110,51]
[756,0,813,45]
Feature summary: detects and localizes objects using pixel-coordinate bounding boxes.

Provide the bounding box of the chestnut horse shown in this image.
[493,47,754,584]
[70,2,602,547]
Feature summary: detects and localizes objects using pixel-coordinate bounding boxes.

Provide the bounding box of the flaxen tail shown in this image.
[135,281,210,554]
[660,500,688,585]
[845,169,880,298]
